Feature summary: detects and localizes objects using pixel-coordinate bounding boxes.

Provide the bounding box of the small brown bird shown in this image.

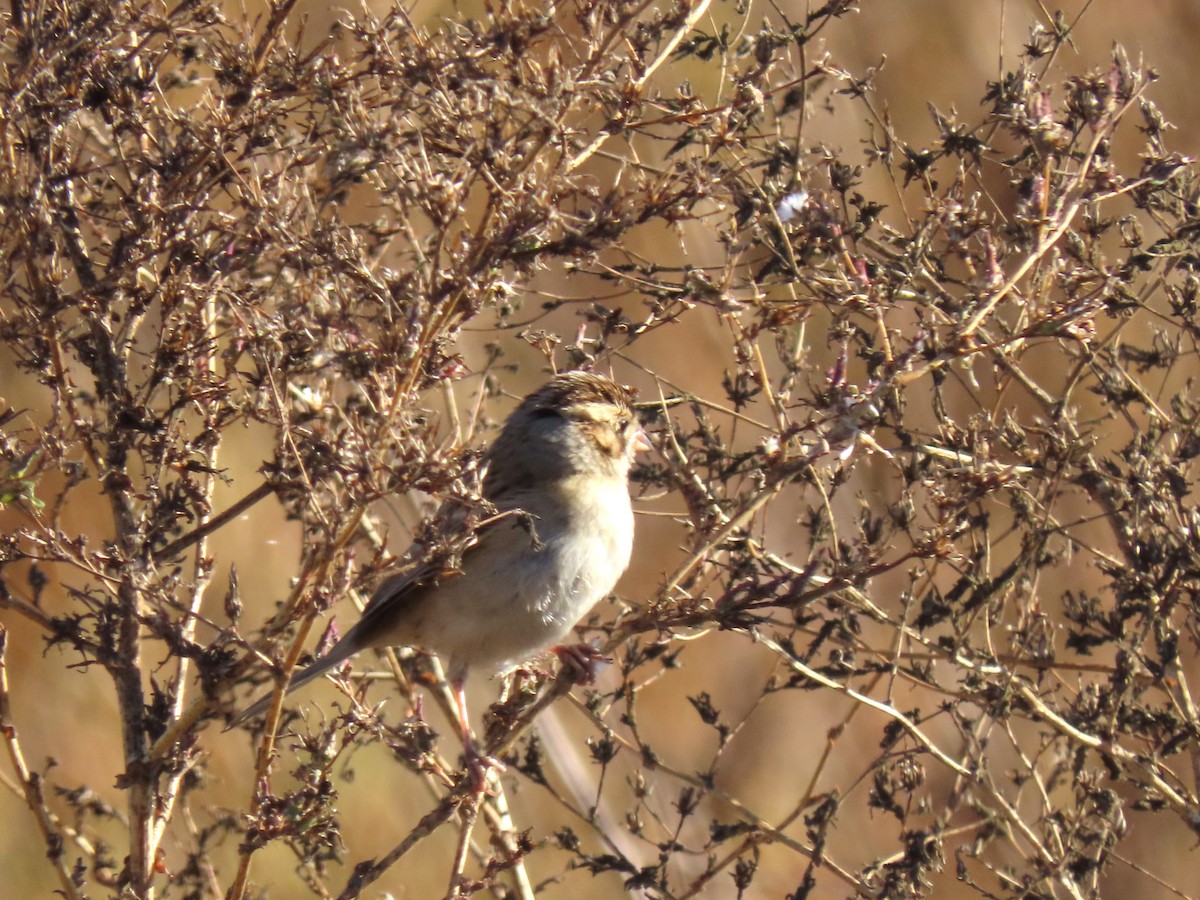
[230,372,646,776]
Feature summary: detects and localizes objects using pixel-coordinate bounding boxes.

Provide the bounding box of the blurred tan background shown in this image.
[3,0,1199,896]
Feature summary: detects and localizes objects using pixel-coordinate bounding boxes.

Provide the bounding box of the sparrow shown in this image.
[230,371,646,777]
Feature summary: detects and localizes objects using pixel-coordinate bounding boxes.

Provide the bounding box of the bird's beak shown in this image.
[634,428,653,453]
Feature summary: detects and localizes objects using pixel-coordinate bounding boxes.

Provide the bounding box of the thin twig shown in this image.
[0,626,83,900]
[152,481,277,563]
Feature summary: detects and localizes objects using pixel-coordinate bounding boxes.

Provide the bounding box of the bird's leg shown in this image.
[450,678,505,792]
[550,641,611,685]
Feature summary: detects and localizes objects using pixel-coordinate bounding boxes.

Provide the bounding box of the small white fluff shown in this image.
[776,190,810,222]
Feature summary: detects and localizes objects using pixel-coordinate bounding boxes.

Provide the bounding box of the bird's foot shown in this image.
[551,642,611,685]
[463,740,506,795]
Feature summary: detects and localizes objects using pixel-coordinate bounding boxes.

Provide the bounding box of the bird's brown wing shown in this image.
[227,503,534,727]
[348,503,533,648]
[347,554,459,647]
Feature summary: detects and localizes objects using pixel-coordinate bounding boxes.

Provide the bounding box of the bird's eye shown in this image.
[616,417,630,433]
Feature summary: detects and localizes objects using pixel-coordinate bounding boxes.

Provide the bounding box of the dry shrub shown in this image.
[1,1,1198,898]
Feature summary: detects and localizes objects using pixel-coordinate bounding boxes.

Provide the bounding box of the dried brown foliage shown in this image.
[2,1,1199,898]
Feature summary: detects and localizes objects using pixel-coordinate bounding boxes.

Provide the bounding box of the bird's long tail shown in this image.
[225,637,360,729]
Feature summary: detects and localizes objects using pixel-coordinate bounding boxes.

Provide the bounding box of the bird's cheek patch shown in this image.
[586,423,623,458]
